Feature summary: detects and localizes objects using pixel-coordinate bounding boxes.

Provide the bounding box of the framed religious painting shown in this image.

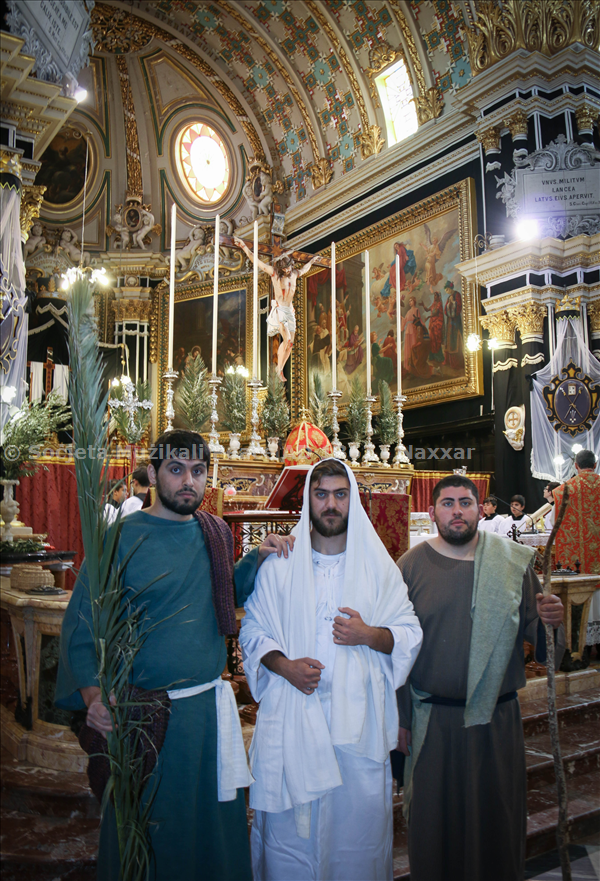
[291,178,482,419]
[155,275,252,432]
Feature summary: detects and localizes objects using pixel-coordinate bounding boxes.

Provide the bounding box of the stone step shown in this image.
[520,687,600,737]
[525,718,600,789]
[0,750,99,820]
[0,813,99,879]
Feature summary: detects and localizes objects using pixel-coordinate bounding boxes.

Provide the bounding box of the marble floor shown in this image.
[526,838,599,880]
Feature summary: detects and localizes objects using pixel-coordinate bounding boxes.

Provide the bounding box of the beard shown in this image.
[155,477,204,515]
[311,509,349,538]
[435,515,478,545]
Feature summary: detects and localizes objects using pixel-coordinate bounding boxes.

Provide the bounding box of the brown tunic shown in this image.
[397,541,544,881]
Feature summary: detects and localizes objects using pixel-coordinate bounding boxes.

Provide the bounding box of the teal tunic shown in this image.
[56,511,259,881]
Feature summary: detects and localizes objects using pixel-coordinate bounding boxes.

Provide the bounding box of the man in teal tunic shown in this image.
[56,430,294,881]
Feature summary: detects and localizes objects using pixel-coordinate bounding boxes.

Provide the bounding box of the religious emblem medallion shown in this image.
[543,360,599,437]
[503,405,525,450]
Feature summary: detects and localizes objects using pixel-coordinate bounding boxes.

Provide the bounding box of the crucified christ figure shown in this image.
[234,237,320,381]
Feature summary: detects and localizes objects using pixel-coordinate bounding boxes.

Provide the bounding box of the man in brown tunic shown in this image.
[397,474,564,881]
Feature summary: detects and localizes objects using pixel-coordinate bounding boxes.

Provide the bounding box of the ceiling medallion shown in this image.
[543,360,599,438]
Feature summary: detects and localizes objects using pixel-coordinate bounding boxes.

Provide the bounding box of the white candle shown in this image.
[253,221,258,380]
[395,254,402,395]
[212,214,220,376]
[331,242,336,390]
[365,249,371,396]
[168,203,176,370]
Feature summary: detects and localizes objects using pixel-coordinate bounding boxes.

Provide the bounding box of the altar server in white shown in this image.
[240,458,423,881]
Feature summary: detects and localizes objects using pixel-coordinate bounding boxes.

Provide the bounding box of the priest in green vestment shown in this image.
[56,430,294,881]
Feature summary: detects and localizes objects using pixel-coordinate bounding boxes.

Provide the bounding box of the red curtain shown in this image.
[15,461,128,588]
[410,471,491,513]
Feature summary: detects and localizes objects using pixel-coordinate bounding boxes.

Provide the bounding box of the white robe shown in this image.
[478,513,503,534]
[241,460,422,881]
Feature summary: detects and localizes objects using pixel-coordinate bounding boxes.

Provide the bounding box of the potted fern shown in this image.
[221,365,248,458]
[175,352,210,431]
[377,380,396,467]
[344,377,367,466]
[261,374,290,460]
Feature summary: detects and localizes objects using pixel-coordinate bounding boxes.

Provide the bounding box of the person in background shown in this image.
[103,479,127,525]
[120,466,150,518]
[477,496,504,534]
[542,481,561,532]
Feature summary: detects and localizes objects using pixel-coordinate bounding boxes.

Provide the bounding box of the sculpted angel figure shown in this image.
[420,224,456,291]
[132,207,155,250]
[243,170,273,220]
[174,226,206,270]
[234,237,319,381]
[111,207,130,249]
[57,227,89,266]
[23,221,46,259]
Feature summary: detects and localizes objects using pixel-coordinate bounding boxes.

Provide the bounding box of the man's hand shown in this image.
[261,650,324,695]
[536,593,564,628]
[397,726,412,756]
[333,607,394,654]
[233,236,248,251]
[257,533,295,567]
[81,686,116,738]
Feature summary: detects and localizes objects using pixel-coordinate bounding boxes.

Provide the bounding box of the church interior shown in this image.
[0,0,599,878]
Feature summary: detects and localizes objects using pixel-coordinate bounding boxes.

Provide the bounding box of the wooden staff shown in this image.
[541,485,571,881]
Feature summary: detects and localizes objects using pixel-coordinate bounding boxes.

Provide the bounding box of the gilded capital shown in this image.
[20,185,47,241]
[575,103,597,135]
[476,127,501,154]
[310,157,333,190]
[479,310,517,347]
[114,298,152,323]
[587,301,600,337]
[414,87,444,126]
[509,303,546,342]
[0,149,23,181]
[504,110,528,141]
[360,125,385,160]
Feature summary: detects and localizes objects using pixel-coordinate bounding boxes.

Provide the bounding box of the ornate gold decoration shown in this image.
[414,87,444,126]
[0,150,22,180]
[92,5,153,53]
[365,43,402,103]
[93,4,265,163]
[149,281,167,364]
[113,298,152,322]
[587,301,600,335]
[220,1,319,166]
[509,302,546,340]
[20,185,46,241]
[556,292,581,314]
[504,110,529,140]
[360,125,385,159]
[309,156,333,190]
[575,103,597,134]
[476,126,501,154]
[115,55,143,199]
[466,0,600,76]
[479,310,517,347]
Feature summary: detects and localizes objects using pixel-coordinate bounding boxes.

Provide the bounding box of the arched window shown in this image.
[175,122,231,204]
[375,59,418,147]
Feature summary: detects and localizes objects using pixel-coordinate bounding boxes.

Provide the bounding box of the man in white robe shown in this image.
[240,458,423,881]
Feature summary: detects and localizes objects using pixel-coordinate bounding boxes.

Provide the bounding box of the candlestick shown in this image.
[168,204,176,370]
[362,394,379,464]
[395,254,401,395]
[246,379,265,457]
[212,215,220,376]
[365,250,371,396]
[162,369,178,431]
[208,375,225,454]
[392,393,411,465]
[253,221,259,380]
[327,389,346,459]
[331,241,336,390]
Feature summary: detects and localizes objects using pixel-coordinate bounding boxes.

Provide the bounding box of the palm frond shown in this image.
[175,353,210,431]
[309,373,332,437]
[343,377,367,444]
[261,373,290,439]
[221,366,248,434]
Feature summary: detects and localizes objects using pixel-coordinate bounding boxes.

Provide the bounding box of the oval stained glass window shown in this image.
[176,123,231,204]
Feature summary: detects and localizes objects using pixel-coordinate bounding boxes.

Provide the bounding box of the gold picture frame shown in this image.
[156,275,253,434]
[291,177,482,420]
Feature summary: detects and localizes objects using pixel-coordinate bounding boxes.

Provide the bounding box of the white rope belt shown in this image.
[167,677,254,802]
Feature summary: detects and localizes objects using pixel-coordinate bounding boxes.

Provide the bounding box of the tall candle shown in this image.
[253,221,258,380]
[395,254,402,395]
[331,241,336,390]
[212,214,220,375]
[365,250,371,396]
[168,203,176,370]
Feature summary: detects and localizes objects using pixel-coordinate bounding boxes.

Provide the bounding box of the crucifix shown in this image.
[224,234,331,382]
